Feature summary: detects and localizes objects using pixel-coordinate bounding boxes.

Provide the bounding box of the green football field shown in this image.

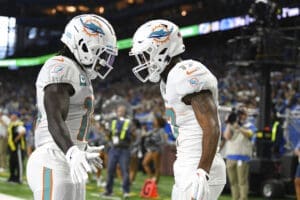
[0,170,266,200]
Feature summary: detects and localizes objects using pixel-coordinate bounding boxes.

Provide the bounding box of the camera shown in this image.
[226,107,247,125]
[226,109,238,125]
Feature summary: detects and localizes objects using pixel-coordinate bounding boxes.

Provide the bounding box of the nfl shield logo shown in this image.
[80,75,87,86]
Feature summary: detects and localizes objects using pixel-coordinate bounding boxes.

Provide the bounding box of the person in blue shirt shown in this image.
[295,141,300,200]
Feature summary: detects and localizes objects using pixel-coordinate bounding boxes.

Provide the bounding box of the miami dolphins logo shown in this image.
[148,24,173,44]
[80,18,105,37]
[51,65,64,74]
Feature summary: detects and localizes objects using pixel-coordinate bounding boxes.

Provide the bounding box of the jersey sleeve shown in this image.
[174,61,218,98]
[43,56,77,88]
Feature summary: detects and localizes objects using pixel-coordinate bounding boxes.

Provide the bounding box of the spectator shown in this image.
[270,112,286,158]
[129,119,142,184]
[88,119,108,187]
[142,115,166,184]
[7,112,26,184]
[0,108,10,172]
[295,141,300,200]
[224,107,256,200]
[24,115,34,156]
[104,105,132,198]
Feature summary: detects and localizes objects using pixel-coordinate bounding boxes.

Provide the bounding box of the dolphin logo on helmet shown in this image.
[80,18,105,36]
[149,25,173,44]
[149,27,173,39]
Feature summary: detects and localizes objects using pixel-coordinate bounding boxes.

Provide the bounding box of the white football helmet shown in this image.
[129,19,185,83]
[61,14,118,79]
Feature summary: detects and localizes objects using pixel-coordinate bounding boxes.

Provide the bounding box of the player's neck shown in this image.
[59,45,84,71]
[161,56,182,82]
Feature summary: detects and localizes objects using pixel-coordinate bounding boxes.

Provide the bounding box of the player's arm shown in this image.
[44,83,74,154]
[182,90,219,173]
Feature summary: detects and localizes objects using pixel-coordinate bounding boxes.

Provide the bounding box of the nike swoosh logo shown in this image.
[54,57,64,62]
[186,68,198,75]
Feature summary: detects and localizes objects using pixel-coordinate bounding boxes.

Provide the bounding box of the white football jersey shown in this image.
[35,56,94,148]
[161,59,220,164]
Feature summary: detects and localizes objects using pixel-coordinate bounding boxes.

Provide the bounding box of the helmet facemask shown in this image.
[89,45,116,80]
[92,47,116,79]
[130,47,170,83]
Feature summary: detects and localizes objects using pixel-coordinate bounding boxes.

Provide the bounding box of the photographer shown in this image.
[223,106,256,200]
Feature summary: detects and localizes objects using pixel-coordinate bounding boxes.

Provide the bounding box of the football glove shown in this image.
[65,145,100,184]
[85,145,104,171]
[191,168,209,200]
[85,144,104,153]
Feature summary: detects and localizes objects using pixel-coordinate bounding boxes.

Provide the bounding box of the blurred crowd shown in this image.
[219,68,299,111]
[0,66,298,153]
[0,66,298,128]
[0,65,299,198]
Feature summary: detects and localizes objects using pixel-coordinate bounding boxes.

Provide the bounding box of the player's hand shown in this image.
[85,145,104,170]
[65,146,100,184]
[191,168,209,200]
[86,144,104,153]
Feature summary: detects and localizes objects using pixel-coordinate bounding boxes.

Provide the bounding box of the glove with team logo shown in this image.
[85,145,104,171]
[191,168,210,200]
[65,145,100,184]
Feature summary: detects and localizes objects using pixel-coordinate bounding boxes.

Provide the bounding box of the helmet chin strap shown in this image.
[149,69,161,83]
[86,69,97,80]
[85,57,107,80]
[149,75,160,83]
[148,58,169,83]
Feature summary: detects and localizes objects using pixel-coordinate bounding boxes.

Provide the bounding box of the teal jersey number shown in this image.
[165,107,179,138]
[77,97,93,141]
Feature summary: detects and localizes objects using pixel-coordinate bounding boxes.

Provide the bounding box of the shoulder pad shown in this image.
[42,56,79,87]
[169,60,217,98]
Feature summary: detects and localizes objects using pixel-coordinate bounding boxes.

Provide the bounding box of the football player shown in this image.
[26,14,118,200]
[129,20,226,200]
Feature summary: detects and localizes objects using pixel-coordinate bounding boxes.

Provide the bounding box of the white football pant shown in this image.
[171,153,226,200]
[26,143,85,200]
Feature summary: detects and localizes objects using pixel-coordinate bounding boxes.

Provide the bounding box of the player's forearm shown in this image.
[198,120,220,173]
[48,117,73,154]
[190,91,220,173]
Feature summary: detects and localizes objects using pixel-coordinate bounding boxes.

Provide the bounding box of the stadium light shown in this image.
[0,6,298,68]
